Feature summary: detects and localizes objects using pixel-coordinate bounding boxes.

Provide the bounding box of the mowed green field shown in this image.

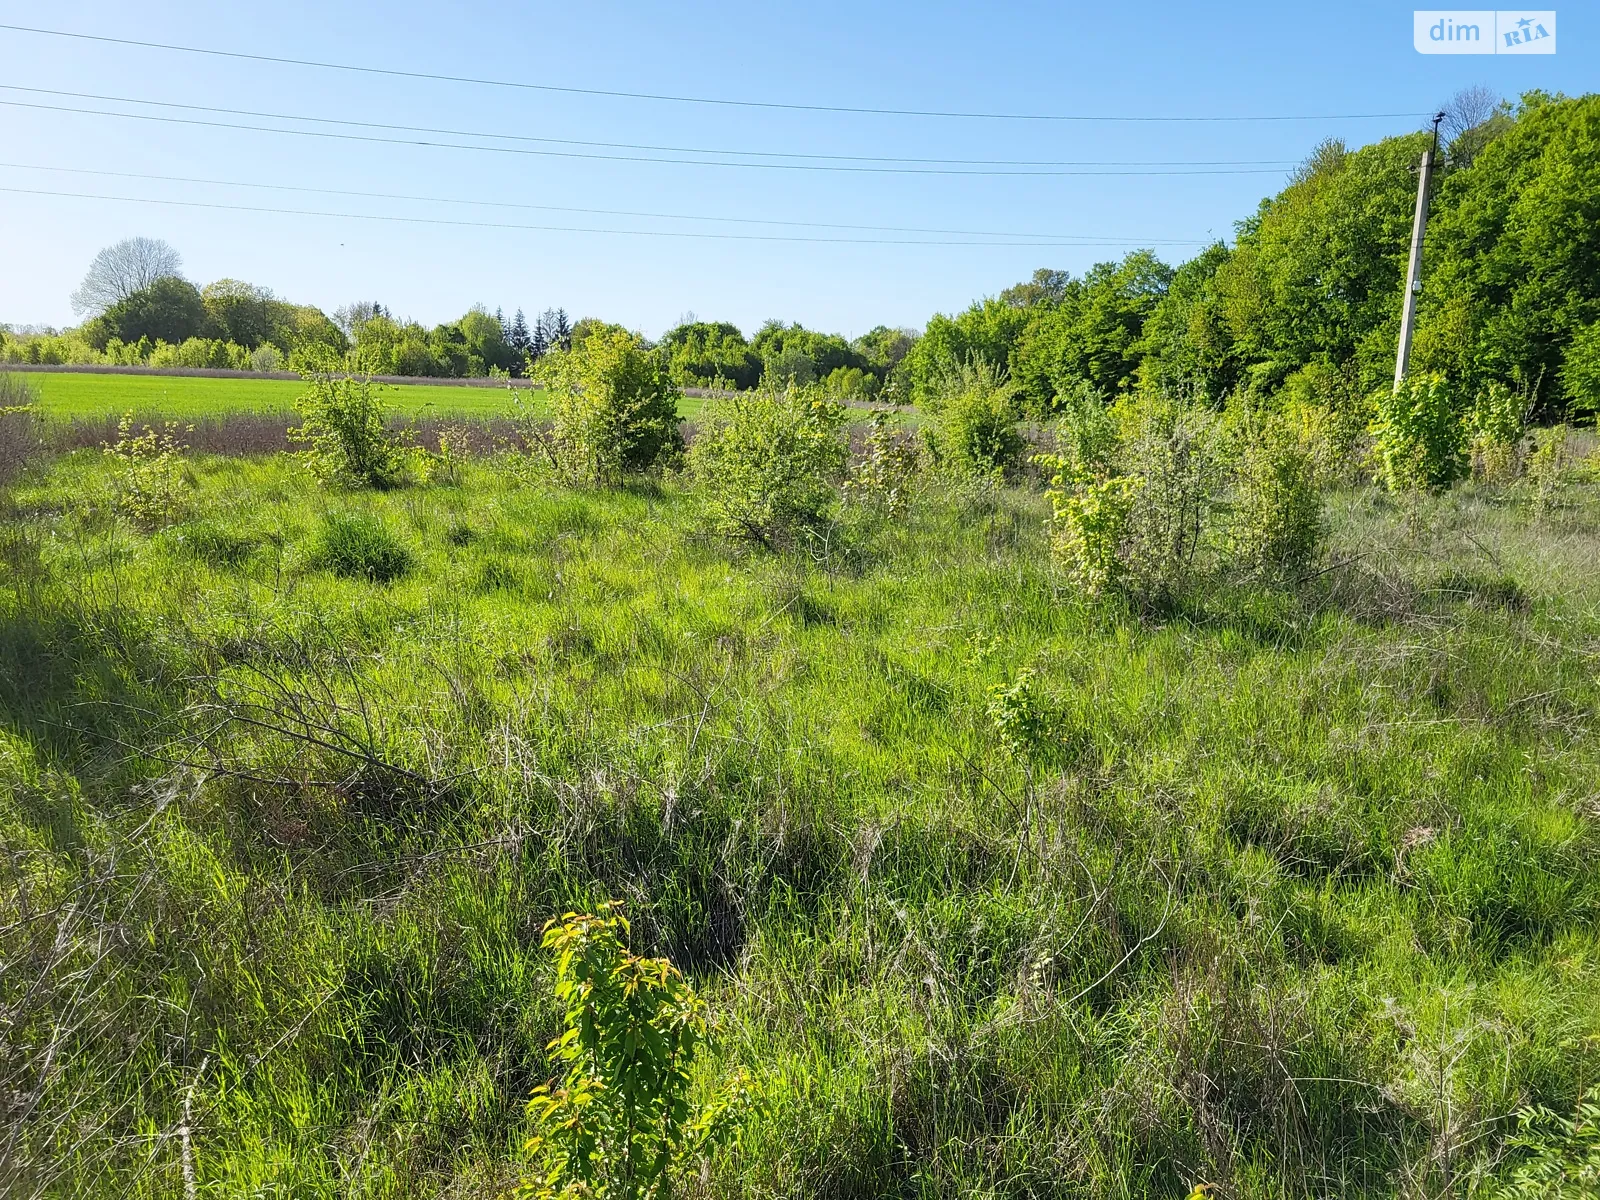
[16,371,706,421]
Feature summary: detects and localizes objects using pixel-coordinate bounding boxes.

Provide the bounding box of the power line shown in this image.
[0,22,1430,125]
[0,98,1298,178]
[0,163,1212,245]
[0,85,1300,170]
[0,185,1193,248]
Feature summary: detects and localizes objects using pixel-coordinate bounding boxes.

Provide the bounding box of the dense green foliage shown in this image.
[921,359,1025,477]
[89,275,210,348]
[536,328,684,485]
[905,92,1600,422]
[659,321,763,391]
[687,386,848,548]
[1369,373,1470,492]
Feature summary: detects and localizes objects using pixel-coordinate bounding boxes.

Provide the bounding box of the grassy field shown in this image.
[17,370,569,419]
[3,440,1599,1198]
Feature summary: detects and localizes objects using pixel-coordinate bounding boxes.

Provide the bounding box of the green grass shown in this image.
[16,370,706,422]
[20,369,548,418]
[3,448,1599,1199]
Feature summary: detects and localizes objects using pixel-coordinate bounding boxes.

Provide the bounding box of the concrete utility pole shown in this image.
[1394,114,1446,389]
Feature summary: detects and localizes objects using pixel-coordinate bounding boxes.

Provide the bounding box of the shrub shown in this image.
[148,337,251,371]
[1038,455,1141,599]
[689,386,848,550]
[521,906,753,1200]
[291,373,403,488]
[843,409,921,519]
[307,513,413,582]
[413,423,473,487]
[537,328,683,484]
[103,413,193,529]
[1276,362,1369,484]
[987,666,1046,761]
[1369,373,1467,492]
[1465,382,1528,483]
[822,365,880,402]
[923,359,1023,478]
[1228,418,1324,580]
[1525,424,1570,521]
[1116,391,1220,603]
[249,344,284,373]
[1050,378,1119,478]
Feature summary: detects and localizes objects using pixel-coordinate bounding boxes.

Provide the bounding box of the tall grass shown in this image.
[1,446,1598,1198]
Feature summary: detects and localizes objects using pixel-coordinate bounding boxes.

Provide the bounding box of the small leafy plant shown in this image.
[103,413,193,529]
[1493,1088,1600,1199]
[1524,424,1570,522]
[291,372,403,488]
[1037,454,1141,600]
[1465,381,1527,483]
[414,422,474,486]
[1369,373,1467,492]
[520,904,754,1200]
[843,409,921,519]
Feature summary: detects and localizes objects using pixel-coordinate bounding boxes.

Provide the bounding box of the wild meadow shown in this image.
[3,343,1600,1200]
[5,85,1600,1200]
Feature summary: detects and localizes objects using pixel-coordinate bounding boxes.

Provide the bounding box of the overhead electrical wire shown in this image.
[0,85,1301,170]
[0,98,1299,177]
[0,23,1431,125]
[0,163,1213,245]
[0,185,1201,248]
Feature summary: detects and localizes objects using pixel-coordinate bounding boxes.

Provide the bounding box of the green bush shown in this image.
[1276,362,1370,486]
[1525,424,1571,521]
[537,328,683,484]
[291,373,403,488]
[1038,455,1141,599]
[1228,418,1325,580]
[1465,382,1528,483]
[1115,391,1220,603]
[149,337,251,371]
[842,409,921,519]
[308,513,413,582]
[689,386,847,550]
[822,365,880,402]
[1369,373,1467,492]
[1050,377,1119,478]
[923,360,1024,478]
[521,906,752,1200]
[102,414,193,529]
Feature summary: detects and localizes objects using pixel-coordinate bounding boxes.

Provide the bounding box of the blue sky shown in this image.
[0,1,1591,338]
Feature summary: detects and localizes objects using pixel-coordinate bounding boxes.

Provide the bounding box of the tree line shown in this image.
[3,89,1596,414]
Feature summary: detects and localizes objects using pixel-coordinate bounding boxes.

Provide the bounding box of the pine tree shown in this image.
[508,308,531,375]
[529,310,550,363]
[553,308,572,351]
